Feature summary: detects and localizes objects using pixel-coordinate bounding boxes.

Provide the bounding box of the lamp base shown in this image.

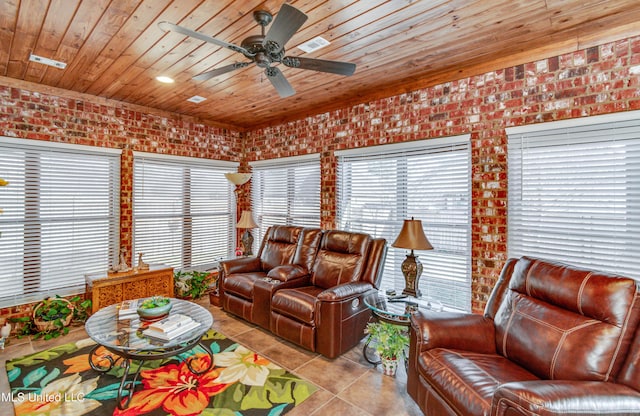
[401,251,423,298]
[241,230,254,256]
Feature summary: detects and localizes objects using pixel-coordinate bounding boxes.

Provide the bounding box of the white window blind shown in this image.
[507,111,640,280]
[133,153,237,270]
[250,154,321,249]
[337,136,472,311]
[0,137,121,307]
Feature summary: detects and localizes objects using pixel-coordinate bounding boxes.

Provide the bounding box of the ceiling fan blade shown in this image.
[193,62,250,81]
[264,67,295,98]
[282,56,356,76]
[263,4,308,53]
[158,21,251,56]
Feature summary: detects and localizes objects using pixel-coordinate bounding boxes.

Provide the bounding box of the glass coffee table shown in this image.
[363,291,442,366]
[85,298,213,409]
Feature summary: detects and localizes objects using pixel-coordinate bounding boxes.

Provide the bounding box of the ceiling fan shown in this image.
[158,4,356,98]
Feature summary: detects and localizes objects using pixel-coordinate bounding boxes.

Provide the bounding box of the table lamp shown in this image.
[392,217,433,297]
[237,210,258,256]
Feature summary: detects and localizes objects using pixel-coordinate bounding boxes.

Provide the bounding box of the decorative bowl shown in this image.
[137,298,172,321]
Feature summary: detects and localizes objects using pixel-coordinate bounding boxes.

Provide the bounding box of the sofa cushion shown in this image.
[271,286,324,324]
[494,257,640,382]
[419,348,539,416]
[418,348,538,415]
[311,230,371,289]
[222,272,266,299]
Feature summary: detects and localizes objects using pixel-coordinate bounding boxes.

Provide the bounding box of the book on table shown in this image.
[145,314,201,341]
[117,299,140,319]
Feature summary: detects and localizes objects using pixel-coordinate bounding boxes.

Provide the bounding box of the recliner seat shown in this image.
[270,230,387,358]
[407,256,640,416]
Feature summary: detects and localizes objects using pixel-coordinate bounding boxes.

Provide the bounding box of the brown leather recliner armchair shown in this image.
[407,256,640,416]
[270,230,387,358]
[219,225,323,329]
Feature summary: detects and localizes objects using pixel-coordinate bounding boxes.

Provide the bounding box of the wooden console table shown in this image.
[85,265,174,313]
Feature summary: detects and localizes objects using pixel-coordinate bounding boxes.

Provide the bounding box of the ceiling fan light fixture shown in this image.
[155,75,175,83]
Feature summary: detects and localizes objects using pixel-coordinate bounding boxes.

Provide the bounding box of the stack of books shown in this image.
[117,299,140,320]
[144,314,201,341]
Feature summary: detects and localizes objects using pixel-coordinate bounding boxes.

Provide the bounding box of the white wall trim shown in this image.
[506,110,640,135]
[250,153,320,168]
[133,151,239,168]
[0,136,122,155]
[334,134,470,157]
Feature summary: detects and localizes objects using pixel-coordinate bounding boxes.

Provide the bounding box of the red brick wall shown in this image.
[1,36,639,322]
[246,36,640,312]
[0,83,243,324]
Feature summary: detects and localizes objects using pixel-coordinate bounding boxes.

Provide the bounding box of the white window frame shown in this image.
[250,154,321,250]
[507,110,640,280]
[133,152,238,271]
[0,137,121,307]
[336,135,472,311]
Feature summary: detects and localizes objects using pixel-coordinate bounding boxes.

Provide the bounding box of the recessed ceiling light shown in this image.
[297,36,330,53]
[155,76,175,83]
[187,95,207,103]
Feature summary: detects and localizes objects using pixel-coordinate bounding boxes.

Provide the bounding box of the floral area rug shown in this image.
[6,329,317,415]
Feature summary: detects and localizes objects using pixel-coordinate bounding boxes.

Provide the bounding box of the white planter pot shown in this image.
[381,357,398,377]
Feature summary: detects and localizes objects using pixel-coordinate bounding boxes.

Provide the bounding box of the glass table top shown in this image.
[364,291,443,325]
[85,298,213,352]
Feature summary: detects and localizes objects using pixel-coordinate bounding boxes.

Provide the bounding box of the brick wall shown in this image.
[0,84,243,323]
[1,36,639,321]
[246,36,640,312]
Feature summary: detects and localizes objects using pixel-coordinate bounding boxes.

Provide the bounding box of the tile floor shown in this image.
[0,298,424,416]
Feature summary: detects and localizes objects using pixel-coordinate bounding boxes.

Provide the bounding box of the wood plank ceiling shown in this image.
[2,0,640,130]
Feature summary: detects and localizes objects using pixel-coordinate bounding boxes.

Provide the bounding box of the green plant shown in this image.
[365,321,409,360]
[10,295,92,341]
[174,270,213,299]
[140,296,171,309]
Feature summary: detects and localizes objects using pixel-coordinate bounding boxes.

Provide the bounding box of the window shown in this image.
[337,136,471,311]
[507,110,640,280]
[133,153,237,270]
[0,137,121,307]
[250,154,321,248]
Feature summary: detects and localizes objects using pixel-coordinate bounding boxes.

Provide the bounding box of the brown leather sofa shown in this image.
[407,256,640,416]
[270,230,387,358]
[220,226,387,358]
[219,225,323,330]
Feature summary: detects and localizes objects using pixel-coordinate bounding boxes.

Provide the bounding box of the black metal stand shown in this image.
[88,336,214,410]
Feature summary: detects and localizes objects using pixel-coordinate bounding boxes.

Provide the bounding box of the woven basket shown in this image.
[33,298,74,332]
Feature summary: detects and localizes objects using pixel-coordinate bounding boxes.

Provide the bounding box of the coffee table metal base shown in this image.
[88,336,214,409]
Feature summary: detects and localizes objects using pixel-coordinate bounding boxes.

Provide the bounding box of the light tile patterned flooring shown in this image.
[0,298,423,415]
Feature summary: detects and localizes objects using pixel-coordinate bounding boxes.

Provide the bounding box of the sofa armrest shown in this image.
[410,310,496,354]
[267,265,309,282]
[220,256,261,275]
[493,380,640,416]
[317,282,373,301]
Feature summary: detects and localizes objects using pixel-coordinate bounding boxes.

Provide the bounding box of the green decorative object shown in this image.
[174,270,213,299]
[10,295,92,341]
[137,296,172,320]
[365,321,409,376]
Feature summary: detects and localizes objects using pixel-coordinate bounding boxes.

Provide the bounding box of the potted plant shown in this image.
[365,321,410,376]
[174,270,214,299]
[11,295,92,340]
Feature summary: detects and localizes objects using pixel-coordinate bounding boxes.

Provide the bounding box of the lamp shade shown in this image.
[236,210,258,229]
[392,218,433,250]
[225,172,252,186]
